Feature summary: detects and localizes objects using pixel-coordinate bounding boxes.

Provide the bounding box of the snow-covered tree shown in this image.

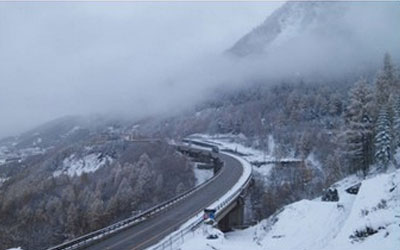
[175,182,185,194]
[133,154,153,198]
[374,107,392,170]
[65,203,79,236]
[376,53,398,106]
[342,79,374,175]
[393,96,400,149]
[88,196,105,230]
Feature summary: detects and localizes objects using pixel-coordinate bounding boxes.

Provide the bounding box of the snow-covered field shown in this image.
[181,168,400,250]
[53,153,112,177]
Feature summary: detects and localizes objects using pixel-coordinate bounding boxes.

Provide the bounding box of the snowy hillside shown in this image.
[181,169,400,250]
[229,1,344,57]
[53,153,113,177]
[0,115,197,250]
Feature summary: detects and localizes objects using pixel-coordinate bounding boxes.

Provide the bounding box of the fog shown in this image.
[0,1,399,138]
[0,1,283,137]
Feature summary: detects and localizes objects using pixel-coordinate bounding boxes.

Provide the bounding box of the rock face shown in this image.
[228,1,344,57]
[346,183,361,195]
[321,188,339,202]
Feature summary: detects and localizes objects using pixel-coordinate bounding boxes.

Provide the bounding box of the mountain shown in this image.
[228,1,345,57]
[0,115,195,249]
[1,1,399,249]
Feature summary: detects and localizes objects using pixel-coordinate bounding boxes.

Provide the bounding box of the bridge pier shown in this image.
[217,197,244,232]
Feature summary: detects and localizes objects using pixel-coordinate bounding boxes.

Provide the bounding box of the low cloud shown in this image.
[0,1,282,137]
[0,1,399,138]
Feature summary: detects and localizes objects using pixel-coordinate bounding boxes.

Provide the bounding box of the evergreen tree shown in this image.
[374,106,392,170]
[342,79,374,175]
[376,53,397,105]
[393,96,400,149]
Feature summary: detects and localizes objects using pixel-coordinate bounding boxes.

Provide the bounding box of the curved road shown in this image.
[84,150,243,250]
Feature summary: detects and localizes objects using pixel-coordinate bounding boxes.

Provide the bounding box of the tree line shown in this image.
[342,53,400,176]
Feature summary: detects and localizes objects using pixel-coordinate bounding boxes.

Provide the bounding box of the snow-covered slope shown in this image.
[229,1,344,57]
[53,153,113,177]
[322,171,400,250]
[181,169,400,250]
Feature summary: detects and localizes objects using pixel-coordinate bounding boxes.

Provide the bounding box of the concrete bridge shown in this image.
[215,194,246,231]
[48,140,252,250]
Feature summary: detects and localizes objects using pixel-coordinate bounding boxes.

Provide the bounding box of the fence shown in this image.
[150,151,253,250]
[47,142,251,250]
[47,146,223,250]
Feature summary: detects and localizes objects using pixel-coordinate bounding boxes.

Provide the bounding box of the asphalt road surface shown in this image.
[84,150,243,250]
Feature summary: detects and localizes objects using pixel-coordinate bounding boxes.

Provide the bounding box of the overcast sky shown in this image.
[1,1,399,139]
[0,2,283,138]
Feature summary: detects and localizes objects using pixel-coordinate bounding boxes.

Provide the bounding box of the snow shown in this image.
[193,163,213,186]
[306,152,323,173]
[19,147,45,157]
[191,133,274,161]
[323,170,400,250]
[267,134,275,155]
[148,138,253,250]
[0,145,46,167]
[266,3,308,53]
[181,225,260,250]
[187,134,300,178]
[153,135,399,250]
[64,126,81,137]
[253,198,354,250]
[0,177,9,187]
[394,147,400,164]
[6,248,23,250]
[230,1,336,56]
[53,153,112,177]
[180,169,400,250]
[32,137,42,146]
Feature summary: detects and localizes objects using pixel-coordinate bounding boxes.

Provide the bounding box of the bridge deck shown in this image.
[83,152,243,250]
